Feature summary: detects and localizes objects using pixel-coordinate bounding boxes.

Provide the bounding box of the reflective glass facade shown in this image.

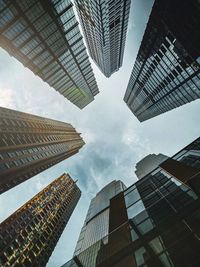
[0,0,99,108]
[160,137,200,195]
[75,0,131,77]
[124,0,200,121]
[135,153,168,179]
[74,180,126,256]
[0,106,84,194]
[62,138,200,267]
[0,173,81,267]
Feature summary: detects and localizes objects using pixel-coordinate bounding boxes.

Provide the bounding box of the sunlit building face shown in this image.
[0,173,81,267]
[0,106,84,194]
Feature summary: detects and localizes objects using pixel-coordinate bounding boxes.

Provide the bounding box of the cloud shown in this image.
[0,88,15,108]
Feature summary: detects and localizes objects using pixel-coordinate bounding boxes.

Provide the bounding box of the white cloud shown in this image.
[0,88,15,108]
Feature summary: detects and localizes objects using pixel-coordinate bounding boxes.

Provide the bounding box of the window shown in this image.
[130,228,138,241]
[159,252,174,267]
[125,188,140,207]
[127,200,145,219]
[149,236,164,254]
[137,218,154,234]
[0,6,17,28]
[134,247,149,267]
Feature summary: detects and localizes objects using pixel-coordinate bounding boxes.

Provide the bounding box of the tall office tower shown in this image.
[0,173,81,267]
[0,0,99,109]
[62,137,200,267]
[75,0,131,77]
[0,106,84,194]
[124,0,200,122]
[135,153,168,179]
[73,180,126,256]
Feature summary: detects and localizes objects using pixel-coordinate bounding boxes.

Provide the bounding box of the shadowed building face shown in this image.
[124,0,200,122]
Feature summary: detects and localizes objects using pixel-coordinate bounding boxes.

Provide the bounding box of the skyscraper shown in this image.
[124,0,200,122]
[135,153,168,179]
[0,173,81,267]
[0,106,84,194]
[62,137,200,267]
[73,180,126,256]
[0,0,99,109]
[75,0,131,77]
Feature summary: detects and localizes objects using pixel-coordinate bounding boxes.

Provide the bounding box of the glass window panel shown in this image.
[134,247,149,267]
[13,30,33,47]
[180,183,195,193]
[127,200,145,219]
[130,228,138,241]
[137,218,154,234]
[25,3,45,22]
[125,189,140,207]
[159,252,174,267]
[149,237,164,254]
[185,190,198,200]
[54,0,71,14]
[0,7,16,27]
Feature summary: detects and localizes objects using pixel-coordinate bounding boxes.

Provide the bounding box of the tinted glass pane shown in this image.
[137,218,154,234]
[134,247,149,266]
[149,237,164,254]
[131,228,138,241]
[159,252,174,267]
[127,200,145,219]
[125,188,140,207]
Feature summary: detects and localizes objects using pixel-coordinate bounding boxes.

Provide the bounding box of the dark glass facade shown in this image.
[124,0,200,121]
[0,173,81,267]
[0,0,99,108]
[75,0,131,77]
[62,137,200,267]
[160,137,200,195]
[0,106,84,194]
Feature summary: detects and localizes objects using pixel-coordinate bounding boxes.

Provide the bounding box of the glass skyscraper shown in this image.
[0,0,99,108]
[75,0,131,77]
[135,153,168,179]
[124,0,200,121]
[61,137,200,267]
[0,106,84,194]
[0,173,81,267]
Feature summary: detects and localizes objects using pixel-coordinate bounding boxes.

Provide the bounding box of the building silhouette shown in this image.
[75,0,131,77]
[0,106,84,194]
[0,173,81,267]
[61,137,200,267]
[124,0,200,121]
[0,0,99,108]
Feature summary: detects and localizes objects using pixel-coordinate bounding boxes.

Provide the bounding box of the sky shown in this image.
[0,0,200,266]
